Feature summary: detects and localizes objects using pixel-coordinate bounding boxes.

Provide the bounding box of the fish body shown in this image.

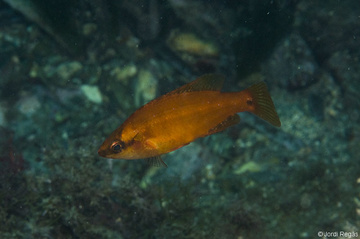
[98,74,281,166]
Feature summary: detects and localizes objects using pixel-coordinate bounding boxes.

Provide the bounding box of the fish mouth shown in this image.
[97,147,107,158]
[98,146,116,158]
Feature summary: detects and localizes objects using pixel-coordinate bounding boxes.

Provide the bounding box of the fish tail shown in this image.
[244,82,281,127]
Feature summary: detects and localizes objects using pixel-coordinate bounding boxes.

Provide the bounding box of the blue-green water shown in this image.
[0,0,359,238]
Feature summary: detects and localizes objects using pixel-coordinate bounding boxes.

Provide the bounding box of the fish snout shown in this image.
[98,147,107,157]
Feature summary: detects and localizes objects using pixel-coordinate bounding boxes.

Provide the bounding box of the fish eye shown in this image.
[111,141,124,153]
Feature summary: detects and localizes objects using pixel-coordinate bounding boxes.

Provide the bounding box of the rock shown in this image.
[135,70,157,107]
[81,85,102,104]
[166,30,220,73]
[110,64,137,84]
[167,30,219,58]
[326,51,360,113]
[0,103,6,126]
[18,95,41,116]
[3,0,82,54]
[261,33,319,91]
[82,23,97,36]
[234,161,262,175]
[296,0,360,63]
[56,61,83,83]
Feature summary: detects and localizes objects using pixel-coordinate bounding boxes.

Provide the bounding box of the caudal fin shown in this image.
[245,82,281,127]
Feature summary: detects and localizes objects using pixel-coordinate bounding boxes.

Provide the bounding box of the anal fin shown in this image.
[145,156,167,168]
[208,114,240,135]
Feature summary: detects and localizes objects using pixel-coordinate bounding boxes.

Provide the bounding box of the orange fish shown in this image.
[98,74,281,167]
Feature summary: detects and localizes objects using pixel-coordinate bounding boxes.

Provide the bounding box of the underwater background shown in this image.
[0,0,359,238]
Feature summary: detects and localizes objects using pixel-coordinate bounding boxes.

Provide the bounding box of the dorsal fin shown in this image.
[168,74,225,95]
[145,156,167,168]
[208,114,241,135]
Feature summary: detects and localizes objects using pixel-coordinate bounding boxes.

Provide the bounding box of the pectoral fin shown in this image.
[144,138,159,150]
